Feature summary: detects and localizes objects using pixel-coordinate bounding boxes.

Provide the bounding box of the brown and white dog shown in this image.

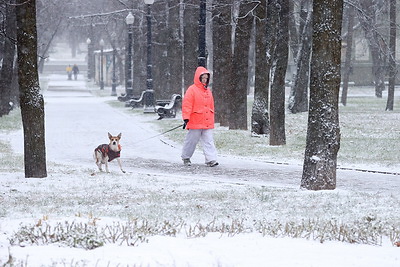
[94,132,125,173]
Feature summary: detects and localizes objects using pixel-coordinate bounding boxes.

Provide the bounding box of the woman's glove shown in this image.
[183,119,189,129]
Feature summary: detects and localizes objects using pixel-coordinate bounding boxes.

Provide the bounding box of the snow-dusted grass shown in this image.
[339,97,400,169]
[0,108,22,132]
[2,170,400,247]
[0,146,23,173]
[0,109,23,173]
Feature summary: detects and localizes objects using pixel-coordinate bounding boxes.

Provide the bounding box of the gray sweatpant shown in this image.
[181,129,217,163]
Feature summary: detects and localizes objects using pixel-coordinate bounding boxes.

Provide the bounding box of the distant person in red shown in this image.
[72,64,79,80]
[181,66,218,167]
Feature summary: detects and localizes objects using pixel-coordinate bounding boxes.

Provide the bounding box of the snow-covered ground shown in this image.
[0,44,400,266]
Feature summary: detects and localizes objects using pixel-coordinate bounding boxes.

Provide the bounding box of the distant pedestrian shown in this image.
[66,65,72,80]
[181,66,218,167]
[72,64,79,80]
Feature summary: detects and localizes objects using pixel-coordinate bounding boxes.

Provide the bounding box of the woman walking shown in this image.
[181,66,218,167]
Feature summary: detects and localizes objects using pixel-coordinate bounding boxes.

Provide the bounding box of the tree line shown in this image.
[0,0,396,190]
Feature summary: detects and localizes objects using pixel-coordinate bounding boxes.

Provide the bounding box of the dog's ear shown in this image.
[108,132,112,139]
[118,133,122,139]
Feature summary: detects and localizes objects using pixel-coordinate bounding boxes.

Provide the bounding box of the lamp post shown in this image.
[111,48,117,96]
[144,0,155,113]
[198,0,206,67]
[99,38,105,90]
[86,38,92,81]
[125,11,134,98]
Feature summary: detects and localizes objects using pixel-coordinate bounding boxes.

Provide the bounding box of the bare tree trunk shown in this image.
[247,19,256,95]
[38,18,62,74]
[230,0,257,130]
[341,4,355,106]
[386,0,396,111]
[269,0,289,146]
[288,0,312,114]
[251,0,269,136]
[11,64,19,107]
[16,0,47,178]
[167,0,183,97]
[198,0,207,67]
[288,0,300,64]
[251,0,279,134]
[212,0,233,126]
[301,0,343,191]
[370,46,386,98]
[0,0,17,116]
[152,2,169,99]
[357,0,386,98]
[206,0,213,72]
[183,0,199,90]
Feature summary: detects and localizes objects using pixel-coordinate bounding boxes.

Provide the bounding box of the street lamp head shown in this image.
[99,39,105,47]
[144,0,154,5]
[86,38,91,45]
[125,12,134,25]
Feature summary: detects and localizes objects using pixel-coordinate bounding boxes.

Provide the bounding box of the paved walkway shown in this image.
[7,73,400,195]
[2,75,400,197]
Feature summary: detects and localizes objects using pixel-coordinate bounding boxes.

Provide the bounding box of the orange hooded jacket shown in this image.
[182,66,215,129]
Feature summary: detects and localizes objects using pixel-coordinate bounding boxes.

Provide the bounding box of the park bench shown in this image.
[155,94,182,120]
[128,90,146,108]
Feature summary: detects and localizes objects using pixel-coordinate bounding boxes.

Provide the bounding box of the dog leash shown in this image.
[133,123,184,144]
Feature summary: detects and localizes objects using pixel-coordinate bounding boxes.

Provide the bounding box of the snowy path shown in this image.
[7,74,400,195]
[2,74,400,267]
